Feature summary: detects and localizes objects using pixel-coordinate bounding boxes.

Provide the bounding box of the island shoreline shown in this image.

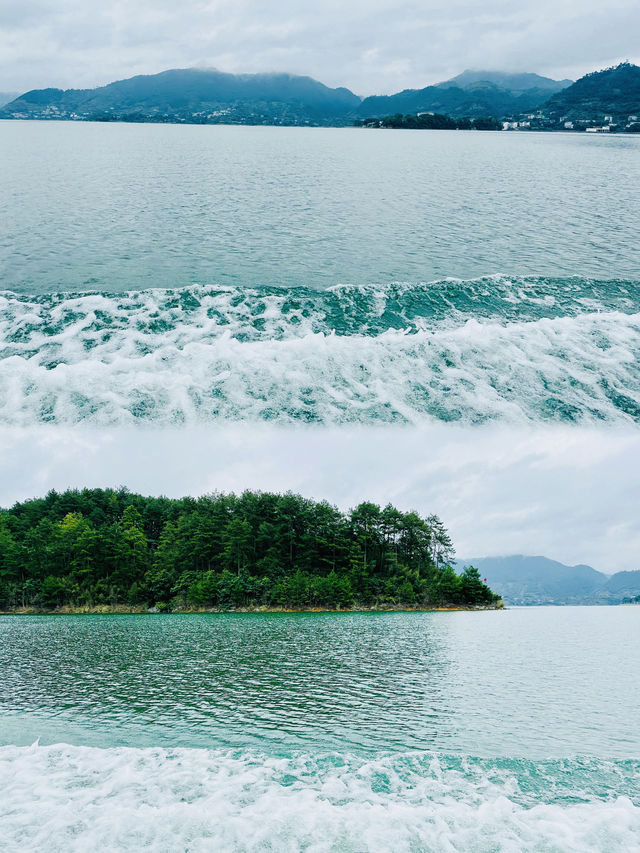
[0,602,504,615]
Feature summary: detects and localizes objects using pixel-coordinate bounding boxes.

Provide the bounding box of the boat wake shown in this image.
[1,277,639,426]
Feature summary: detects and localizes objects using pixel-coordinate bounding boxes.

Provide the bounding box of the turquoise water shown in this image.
[2,609,639,756]
[1,609,639,851]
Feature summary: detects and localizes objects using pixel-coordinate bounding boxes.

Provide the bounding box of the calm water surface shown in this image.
[1,122,639,292]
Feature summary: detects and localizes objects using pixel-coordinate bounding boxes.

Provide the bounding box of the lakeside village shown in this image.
[502,111,640,133]
[357,110,640,133]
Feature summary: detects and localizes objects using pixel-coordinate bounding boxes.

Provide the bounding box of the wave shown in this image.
[2,276,640,341]
[1,744,638,852]
[1,278,640,425]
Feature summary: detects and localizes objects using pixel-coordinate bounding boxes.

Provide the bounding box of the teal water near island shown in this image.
[1,609,639,851]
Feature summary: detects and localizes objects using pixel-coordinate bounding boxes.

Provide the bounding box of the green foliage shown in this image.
[0,488,499,611]
[460,566,494,604]
[470,116,503,130]
[432,565,462,604]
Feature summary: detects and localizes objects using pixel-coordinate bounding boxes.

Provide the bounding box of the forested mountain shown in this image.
[462,555,640,605]
[0,488,499,612]
[357,70,571,120]
[0,67,575,127]
[358,84,528,120]
[544,62,640,120]
[438,70,572,94]
[0,69,361,126]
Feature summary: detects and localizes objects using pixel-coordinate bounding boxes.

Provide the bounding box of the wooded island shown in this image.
[0,488,500,612]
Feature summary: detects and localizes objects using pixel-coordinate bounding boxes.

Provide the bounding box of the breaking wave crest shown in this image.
[1,744,638,853]
[1,277,639,425]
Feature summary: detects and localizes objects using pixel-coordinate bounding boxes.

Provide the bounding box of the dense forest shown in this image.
[0,489,500,611]
[355,113,503,130]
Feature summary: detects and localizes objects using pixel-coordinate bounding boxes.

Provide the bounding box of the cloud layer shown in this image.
[2,0,640,95]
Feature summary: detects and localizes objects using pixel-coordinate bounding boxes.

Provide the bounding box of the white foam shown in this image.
[1,305,639,425]
[1,744,637,852]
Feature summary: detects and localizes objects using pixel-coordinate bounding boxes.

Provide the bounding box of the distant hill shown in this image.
[358,70,571,120]
[457,555,640,605]
[438,70,572,94]
[0,69,361,126]
[604,570,640,597]
[358,84,526,120]
[545,62,640,121]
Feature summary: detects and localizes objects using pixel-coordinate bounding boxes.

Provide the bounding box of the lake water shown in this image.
[1,123,640,427]
[2,123,640,292]
[1,609,639,851]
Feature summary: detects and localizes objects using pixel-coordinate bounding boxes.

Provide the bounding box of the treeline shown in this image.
[355,113,503,130]
[0,488,500,611]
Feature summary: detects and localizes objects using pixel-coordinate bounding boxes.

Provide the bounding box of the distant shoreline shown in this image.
[2,117,639,135]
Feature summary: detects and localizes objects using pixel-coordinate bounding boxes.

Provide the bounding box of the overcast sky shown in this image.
[1,0,639,96]
[2,425,639,573]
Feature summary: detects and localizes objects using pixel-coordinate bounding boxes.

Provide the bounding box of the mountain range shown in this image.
[438,70,573,93]
[0,67,572,125]
[1,63,638,127]
[357,70,571,120]
[457,555,640,605]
